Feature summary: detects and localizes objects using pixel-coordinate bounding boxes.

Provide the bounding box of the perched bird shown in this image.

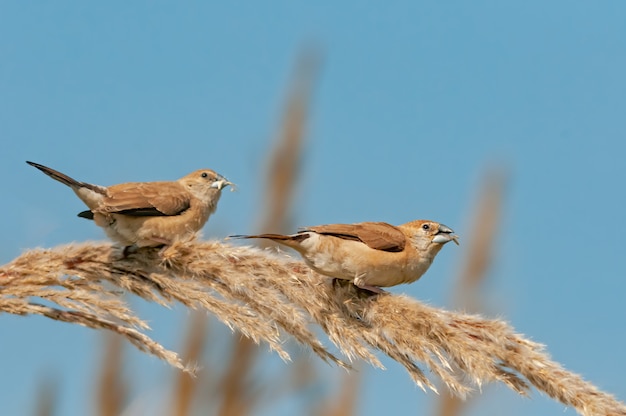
[232,220,459,293]
[27,161,232,250]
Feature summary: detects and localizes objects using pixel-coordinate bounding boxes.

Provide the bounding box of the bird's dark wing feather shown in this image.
[304,222,406,252]
[98,182,191,216]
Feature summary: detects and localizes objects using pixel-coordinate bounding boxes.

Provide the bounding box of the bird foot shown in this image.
[353,275,387,295]
[332,278,387,295]
[122,245,139,258]
[119,244,169,260]
[354,283,388,295]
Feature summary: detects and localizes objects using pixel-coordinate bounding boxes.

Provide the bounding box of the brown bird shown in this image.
[27,161,232,250]
[232,220,459,293]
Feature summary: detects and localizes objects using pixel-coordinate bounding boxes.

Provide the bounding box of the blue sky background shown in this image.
[1,2,625,415]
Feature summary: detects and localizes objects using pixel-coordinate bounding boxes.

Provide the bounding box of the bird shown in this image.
[231,220,459,293]
[27,161,232,250]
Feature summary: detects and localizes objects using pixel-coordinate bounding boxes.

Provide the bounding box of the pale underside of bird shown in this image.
[27,161,232,250]
[232,220,459,293]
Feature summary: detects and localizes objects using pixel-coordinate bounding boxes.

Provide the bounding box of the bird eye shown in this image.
[201,172,208,178]
[422,224,430,231]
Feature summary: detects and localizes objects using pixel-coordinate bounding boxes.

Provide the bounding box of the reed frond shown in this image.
[2,240,624,416]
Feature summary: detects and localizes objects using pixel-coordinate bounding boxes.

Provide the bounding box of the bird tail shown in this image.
[228,233,310,243]
[26,161,106,195]
[77,210,95,220]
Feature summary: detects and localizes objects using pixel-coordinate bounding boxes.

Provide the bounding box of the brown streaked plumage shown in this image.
[231,220,459,293]
[27,161,232,249]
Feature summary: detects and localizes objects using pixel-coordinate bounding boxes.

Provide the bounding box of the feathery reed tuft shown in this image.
[1,240,624,416]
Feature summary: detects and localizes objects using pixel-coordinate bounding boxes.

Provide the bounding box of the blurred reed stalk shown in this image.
[34,376,57,416]
[96,334,127,416]
[436,168,507,416]
[314,365,362,416]
[171,311,208,416]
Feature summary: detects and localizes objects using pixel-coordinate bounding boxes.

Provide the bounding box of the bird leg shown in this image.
[353,275,387,295]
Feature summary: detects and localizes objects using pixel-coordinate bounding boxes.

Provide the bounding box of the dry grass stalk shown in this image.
[34,375,57,416]
[171,311,208,416]
[217,336,259,416]
[315,366,361,416]
[96,334,127,416]
[2,241,625,416]
[437,392,465,416]
[452,169,507,311]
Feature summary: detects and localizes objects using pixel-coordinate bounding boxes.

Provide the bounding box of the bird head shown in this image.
[179,169,234,202]
[403,220,460,251]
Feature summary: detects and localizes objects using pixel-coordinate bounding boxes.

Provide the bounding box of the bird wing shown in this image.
[98,182,191,216]
[304,222,406,252]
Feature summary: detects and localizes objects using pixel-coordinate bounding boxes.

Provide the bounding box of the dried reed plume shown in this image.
[2,240,625,416]
[96,334,127,416]
[34,375,57,416]
[171,311,208,416]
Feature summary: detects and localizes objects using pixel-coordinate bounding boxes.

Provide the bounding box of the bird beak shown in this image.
[432,224,460,245]
[212,175,235,191]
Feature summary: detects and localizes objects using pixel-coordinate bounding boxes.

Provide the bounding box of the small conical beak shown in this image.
[212,175,235,191]
[438,224,454,234]
[432,223,460,245]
